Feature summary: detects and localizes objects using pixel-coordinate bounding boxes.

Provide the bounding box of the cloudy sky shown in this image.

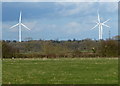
[2,2,118,41]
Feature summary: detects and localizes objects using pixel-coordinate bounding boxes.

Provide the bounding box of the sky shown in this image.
[2,2,118,41]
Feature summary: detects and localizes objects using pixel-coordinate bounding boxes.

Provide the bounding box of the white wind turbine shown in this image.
[10,11,30,42]
[91,10,110,40]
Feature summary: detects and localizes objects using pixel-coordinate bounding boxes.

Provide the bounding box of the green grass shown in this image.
[2,58,118,84]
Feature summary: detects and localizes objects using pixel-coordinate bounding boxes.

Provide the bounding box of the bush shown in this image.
[98,40,118,57]
[2,42,19,58]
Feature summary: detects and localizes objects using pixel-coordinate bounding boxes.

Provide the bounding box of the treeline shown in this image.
[2,38,119,58]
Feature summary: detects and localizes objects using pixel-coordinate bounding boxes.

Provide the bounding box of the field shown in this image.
[2,58,118,84]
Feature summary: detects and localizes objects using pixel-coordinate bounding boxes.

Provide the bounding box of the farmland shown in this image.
[2,58,118,84]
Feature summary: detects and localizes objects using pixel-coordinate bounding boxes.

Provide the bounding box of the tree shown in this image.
[2,41,19,58]
[99,40,118,57]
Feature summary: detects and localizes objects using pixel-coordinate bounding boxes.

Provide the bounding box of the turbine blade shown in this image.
[21,23,30,30]
[96,22,99,24]
[91,24,98,30]
[102,24,110,28]
[97,10,100,23]
[19,11,22,23]
[10,23,19,29]
[103,19,110,24]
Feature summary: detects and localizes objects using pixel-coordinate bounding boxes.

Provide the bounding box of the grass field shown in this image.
[2,58,118,84]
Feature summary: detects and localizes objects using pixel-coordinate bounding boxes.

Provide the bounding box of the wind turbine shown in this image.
[91,10,110,40]
[10,11,30,42]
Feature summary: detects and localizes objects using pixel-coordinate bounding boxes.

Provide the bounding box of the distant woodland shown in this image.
[1,37,120,58]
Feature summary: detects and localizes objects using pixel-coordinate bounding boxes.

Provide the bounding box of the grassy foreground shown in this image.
[2,58,118,84]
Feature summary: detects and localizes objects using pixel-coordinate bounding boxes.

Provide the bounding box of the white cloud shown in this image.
[99,2,118,12]
[55,2,117,17]
[59,21,92,35]
[23,21,38,31]
[2,21,16,31]
[64,22,81,34]
[55,2,95,16]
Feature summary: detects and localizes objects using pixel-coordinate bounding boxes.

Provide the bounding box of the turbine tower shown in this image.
[91,10,110,40]
[10,11,30,42]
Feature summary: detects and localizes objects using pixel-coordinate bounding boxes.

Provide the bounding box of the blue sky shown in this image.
[2,2,118,41]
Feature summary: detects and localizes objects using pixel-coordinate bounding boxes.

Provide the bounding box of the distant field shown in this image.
[2,58,118,84]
